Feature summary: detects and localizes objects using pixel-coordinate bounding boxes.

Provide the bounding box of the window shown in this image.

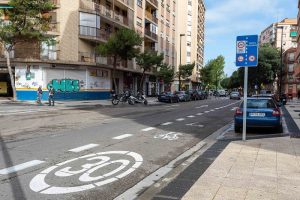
[288,64,294,72]
[188,10,192,16]
[187,41,191,47]
[137,0,142,7]
[188,0,192,6]
[187,31,191,36]
[187,51,191,57]
[136,17,142,27]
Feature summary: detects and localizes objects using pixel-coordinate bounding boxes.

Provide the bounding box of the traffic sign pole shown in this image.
[242,67,248,141]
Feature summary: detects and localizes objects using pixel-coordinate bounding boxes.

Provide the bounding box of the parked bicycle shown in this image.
[111,90,135,105]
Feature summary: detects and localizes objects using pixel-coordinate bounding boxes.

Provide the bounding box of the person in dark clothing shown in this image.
[48,85,55,106]
[37,86,43,105]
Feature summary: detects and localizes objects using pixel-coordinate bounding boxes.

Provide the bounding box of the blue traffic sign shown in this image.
[236,35,258,67]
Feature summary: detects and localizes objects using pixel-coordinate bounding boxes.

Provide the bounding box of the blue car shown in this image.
[158,92,179,103]
[234,97,282,133]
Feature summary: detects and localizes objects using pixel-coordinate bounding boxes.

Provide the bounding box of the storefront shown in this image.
[15,64,111,100]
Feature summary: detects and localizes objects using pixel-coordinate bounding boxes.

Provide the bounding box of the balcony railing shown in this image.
[117,0,134,8]
[79,0,100,12]
[1,48,58,60]
[144,29,158,41]
[79,25,111,41]
[145,11,158,24]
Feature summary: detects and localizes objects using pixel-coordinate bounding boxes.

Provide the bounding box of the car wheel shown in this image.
[276,125,283,133]
[234,125,241,133]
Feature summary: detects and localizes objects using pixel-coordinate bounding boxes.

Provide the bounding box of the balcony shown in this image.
[145,11,158,24]
[0,47,58,61]
[79,0,100,12]
[144,29,158,41]
[117,0,134,8]
[79,25,111,41]
[147,0,158,7]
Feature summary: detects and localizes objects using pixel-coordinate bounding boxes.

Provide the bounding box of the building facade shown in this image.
[174,0,205,91]
[295,0,300,97]
[0,0,178,100]
[259,18,298,95]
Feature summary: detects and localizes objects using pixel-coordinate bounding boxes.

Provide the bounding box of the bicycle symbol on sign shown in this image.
[154,132,183,141]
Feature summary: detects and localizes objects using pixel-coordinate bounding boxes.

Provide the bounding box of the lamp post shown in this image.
[179,34,185,90]
[277,26,284,96]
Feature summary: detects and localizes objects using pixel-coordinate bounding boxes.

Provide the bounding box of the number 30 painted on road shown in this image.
[30,151,143,194]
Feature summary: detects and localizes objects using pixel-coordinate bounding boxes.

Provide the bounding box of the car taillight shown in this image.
[235,108,243,116]
[272,108,281,116]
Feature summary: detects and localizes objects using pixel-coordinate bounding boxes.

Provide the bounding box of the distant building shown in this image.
[295,0,300,97]
[174,0,205,91]
[282,48,297,97]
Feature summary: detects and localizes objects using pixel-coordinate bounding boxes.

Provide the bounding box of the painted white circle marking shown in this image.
[237,56,244,62]
[30,151,143,194]
[249,55,256,62]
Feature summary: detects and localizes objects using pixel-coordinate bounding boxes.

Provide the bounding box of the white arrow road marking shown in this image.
[186,122,204,128]
[142,127,156,132]
[0,160,45,175]
[161,122,173,126]
[113,134,133,140]
[187,115,195,118]
[68,144,99,153]
[176,118,185,121]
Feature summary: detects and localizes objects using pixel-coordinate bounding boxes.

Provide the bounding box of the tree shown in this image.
[136,50,164,91]
[96,28,143,93]
[0,0,55,100]
[221,77,230,89]
[156,63,174,90]
[233,45,280,92]
[176,63,194,90]
[201,56,225,90]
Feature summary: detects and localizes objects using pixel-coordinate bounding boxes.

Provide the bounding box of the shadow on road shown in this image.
[0,132,27,200]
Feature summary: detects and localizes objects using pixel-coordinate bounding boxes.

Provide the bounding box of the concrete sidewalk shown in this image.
[0,97,162,107]
[182,136,300,200]
[285,99,300,131]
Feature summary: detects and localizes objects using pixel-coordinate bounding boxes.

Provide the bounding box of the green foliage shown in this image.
[176,63,194,91]
[200,55,225,89]
[136,50,164,73]
[96,28,143,60]
[156,63,174,84]
[0,0,55,48]
[220,77,230,89]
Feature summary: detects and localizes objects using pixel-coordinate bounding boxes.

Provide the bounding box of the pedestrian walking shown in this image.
[48,85,55,106]
[36,86,43,105]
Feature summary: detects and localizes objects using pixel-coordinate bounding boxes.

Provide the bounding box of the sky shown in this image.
[204,0,298,76]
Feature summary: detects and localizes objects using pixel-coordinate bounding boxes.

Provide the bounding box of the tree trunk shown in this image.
[5,50,16,101]
[139,69,146,92]
[112,56,118,93]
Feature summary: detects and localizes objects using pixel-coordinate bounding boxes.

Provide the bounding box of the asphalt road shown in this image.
[0,98,240,200]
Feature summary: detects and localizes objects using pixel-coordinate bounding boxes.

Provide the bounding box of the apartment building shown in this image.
[295,0,300,97]
[260,18,297,51]
[0,0,177,100]
[260,18,298,96]
[174,0,205,91]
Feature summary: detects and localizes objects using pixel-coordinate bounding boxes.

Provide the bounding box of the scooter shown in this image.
[111,90,135,105]
[132,91,148,105]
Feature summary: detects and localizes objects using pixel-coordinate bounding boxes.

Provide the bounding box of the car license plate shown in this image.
[249,113,265,117]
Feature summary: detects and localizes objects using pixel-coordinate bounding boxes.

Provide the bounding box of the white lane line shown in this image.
[204,111,210,113]
[196,113,203,116]
[186,123,204,127]
[161,122,173,126]
[142,127,156,132]
[210,109,215,112]
[200,105,208,107]
[176,118,185,121]
[68,144,99,153]
[113,134,133,140]
[0,160,45,175]
[171,105,179,107]
[187,115,195,118]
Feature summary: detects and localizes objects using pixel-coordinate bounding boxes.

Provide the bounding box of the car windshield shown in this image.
[240,99,276,109]
[231,92,239,95]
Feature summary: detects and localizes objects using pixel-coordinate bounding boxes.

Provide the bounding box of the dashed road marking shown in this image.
[113,134,133,140]
[204,111,210,113]
[210,109,215,112]
[187,115,195,118]
[176,118,185,121]
[186,122,204,128]
[196,113,203,116]
[161,122,173,126]
[142,127,156,132]
[0,160,45,175]
[68,144,99,153]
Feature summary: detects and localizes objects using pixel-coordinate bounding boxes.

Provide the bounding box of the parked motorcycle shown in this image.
[132,91,148,105]
[111,90,135,105]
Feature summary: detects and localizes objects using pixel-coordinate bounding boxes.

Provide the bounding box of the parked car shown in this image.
[217,90,226,97]
[252,94,281,107]
[196,90,206,100]
[175,91,191,102]
[187,90,199,101]
[230,92,241,100]
[280,94,287,105]
[234,97,282,133]
[158,92,179,103]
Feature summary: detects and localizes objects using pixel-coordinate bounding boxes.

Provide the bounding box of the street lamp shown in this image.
[277,26,284,96]
[179,33,185,90]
